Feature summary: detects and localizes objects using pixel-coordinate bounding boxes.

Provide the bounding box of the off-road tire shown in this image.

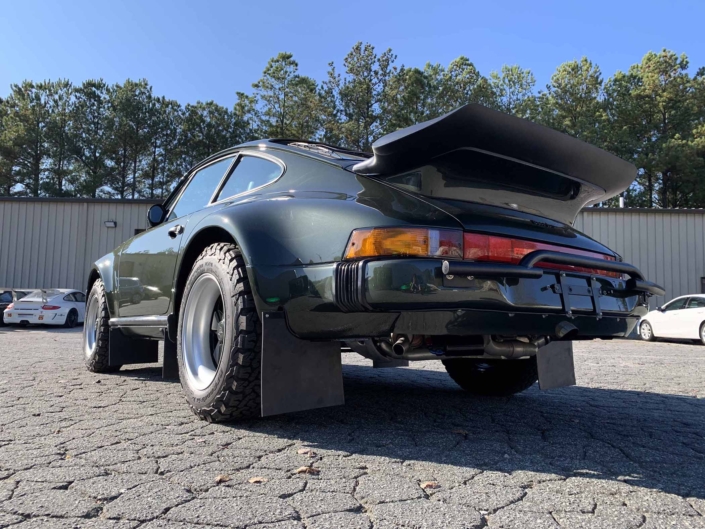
[64,308,78,328]
[177,243,261,422]
[640,321,656,342]
[84,280,121,373]
[442,357,538,396]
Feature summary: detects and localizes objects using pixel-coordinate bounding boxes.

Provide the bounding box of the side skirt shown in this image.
[260,312,344,417]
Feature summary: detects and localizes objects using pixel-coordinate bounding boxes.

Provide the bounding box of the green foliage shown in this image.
[0,44,704,208]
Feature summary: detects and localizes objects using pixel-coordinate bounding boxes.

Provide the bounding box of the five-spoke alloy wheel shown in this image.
[177,243,261,422]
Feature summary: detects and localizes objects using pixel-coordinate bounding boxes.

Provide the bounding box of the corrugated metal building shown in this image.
[0,198,703,308]
[574,208,705,307]
[0,198,158,292]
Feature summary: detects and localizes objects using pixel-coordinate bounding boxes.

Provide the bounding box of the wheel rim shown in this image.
[84,296,99,357]
[182,274,225,391]
[641,323,651,340]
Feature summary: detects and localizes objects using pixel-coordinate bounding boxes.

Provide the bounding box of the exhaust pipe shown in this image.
[555,321,579,340]
[483,336,545,359]
[392,335,411,356]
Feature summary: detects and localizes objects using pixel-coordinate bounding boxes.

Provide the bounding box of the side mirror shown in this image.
[147,204,167,227]
[657,306,663,312]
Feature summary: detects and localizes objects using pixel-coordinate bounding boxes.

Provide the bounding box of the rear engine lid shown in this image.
[353,104,636,226]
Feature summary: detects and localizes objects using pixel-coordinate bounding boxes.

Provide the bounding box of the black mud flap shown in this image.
[162,337,179,380]
[261,312,344,417]
[108,328,159,366]
[536,340,576,390]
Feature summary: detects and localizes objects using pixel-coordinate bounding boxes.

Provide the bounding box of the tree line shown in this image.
[1,43,703,207]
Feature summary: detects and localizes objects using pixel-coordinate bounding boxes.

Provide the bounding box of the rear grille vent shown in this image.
[335,261,367,312]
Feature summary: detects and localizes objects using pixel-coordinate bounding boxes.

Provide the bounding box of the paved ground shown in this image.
[0,327,704,529]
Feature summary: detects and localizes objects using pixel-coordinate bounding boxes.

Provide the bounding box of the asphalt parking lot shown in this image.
[0,328,704,529]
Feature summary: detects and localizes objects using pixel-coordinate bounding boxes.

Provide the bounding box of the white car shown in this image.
[3,289,86,328]
[639,295,705,344]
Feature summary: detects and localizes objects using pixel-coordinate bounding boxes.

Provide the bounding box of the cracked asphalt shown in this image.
[1,327,704,529]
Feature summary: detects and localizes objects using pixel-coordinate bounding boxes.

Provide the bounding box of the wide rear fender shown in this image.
[196,183,461,267]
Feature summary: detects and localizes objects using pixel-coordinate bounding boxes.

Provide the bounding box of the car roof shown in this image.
[189,140,371,175]
[667,294,705,302]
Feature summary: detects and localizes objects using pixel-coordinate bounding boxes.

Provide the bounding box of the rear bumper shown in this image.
[249,254,656,340]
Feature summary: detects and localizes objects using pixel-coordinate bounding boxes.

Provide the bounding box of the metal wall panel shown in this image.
[0,199,158,291]
[575,209,705,307]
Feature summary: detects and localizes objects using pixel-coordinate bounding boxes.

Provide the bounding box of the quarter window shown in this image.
[216,156,282,201]
[74,292,86,303]
[170,157,234,219]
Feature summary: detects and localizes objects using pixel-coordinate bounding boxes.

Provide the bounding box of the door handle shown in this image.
[168,225,184,238]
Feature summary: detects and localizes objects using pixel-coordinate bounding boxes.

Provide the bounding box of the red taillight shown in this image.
[463,233,620,278]
[5,303,13,310]
[41,305,61,310]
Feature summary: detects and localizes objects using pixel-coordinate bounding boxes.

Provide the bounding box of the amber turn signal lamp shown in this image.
[344,228,463,259]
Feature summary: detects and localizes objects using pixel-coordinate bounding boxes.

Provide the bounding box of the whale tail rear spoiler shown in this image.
[352,104,637,224]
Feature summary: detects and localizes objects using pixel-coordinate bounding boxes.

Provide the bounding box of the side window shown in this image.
[170,157,234,219]
[686,297,705,308]
[216,156,282,201]
[663,298,687,311]
[63,294,76,302]
[74,292,86,303]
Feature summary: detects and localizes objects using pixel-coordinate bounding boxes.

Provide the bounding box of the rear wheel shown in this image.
[83,280,121,372]
[177,243,261,422]
[640,321,655,342]
[64,309,78,328]
[442,357,538,396]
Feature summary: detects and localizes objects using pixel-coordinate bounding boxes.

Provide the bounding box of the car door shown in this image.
[117,155,236,317]
[680,296,705,339]
[651,297,688,338]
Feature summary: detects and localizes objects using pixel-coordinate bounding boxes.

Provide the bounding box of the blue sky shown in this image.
[1,0,703,106]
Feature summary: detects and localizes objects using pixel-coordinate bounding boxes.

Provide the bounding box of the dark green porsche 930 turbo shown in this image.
[82,104,664,421]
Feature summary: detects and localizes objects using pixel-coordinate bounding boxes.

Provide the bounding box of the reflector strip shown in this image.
[463,233,619,278]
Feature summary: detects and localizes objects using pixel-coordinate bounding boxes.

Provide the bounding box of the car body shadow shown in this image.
[117,360,705,500]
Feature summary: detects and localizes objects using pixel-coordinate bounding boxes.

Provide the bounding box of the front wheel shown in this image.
[442,357,538,396]
[640,321,655,342]
[699,323,705,346]
[83,280,121,372]
[177,243,261,422]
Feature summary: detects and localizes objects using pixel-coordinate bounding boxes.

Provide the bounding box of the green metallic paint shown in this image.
[90,141,644,341]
